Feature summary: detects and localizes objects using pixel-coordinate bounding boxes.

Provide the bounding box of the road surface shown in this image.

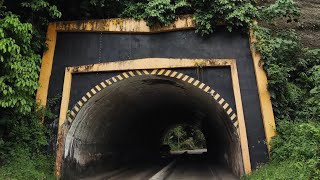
[164,156,239,180]
[81,153,239,180]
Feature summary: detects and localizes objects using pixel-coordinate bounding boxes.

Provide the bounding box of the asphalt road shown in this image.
[107,165,161,180]
[81,164,161,180]
[81,153,239,180]
[164,158,239,180]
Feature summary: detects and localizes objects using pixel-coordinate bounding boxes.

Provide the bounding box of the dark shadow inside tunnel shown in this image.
[61,75,244,179]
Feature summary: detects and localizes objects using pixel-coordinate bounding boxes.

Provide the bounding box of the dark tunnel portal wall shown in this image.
[62,75,243,179]
[49,30,269,169]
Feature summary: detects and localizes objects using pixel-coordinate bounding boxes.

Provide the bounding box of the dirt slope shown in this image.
[260,0,320,48]
[296,0,320,48]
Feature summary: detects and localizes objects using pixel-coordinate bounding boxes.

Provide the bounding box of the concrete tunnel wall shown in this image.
[61,75,244,179]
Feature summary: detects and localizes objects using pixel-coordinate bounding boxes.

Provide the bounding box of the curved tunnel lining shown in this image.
[66,69,239,128]
[61,69,245,178]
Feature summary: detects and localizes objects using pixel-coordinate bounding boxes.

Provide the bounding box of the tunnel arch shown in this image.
[66,69,239,129]
[61,69,245,178]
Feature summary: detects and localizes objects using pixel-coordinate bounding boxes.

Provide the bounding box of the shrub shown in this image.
[243,121,320,179]
[0,147,55,180]
[0,105,56,179]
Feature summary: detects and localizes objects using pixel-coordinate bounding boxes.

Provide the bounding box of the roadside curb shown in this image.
[149,160,177,180]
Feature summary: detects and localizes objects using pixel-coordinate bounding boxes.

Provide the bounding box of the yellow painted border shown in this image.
[36,23,57,106]
[56,58,251,176]
[249,28,276,152]
[55,15,194,33]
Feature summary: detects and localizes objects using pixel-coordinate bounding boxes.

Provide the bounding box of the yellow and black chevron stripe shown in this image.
[66,69,239,129]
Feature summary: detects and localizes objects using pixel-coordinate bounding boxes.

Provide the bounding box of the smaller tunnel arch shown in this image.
[60,69,244,179]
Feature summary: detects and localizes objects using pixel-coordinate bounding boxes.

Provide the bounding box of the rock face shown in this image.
[296,0,320,48]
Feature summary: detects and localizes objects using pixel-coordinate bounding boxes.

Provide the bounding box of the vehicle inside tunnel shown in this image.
[61,74,244,179]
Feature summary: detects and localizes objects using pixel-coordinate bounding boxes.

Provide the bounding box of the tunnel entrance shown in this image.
[61,70,244,179]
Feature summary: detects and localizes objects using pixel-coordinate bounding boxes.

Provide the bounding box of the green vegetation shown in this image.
[243,121,320,179]
[245,2,320,178]
[254,26,320,121]
[0,0,319,179]
[163,125,206,151]
[0,1,60,179]
[0,103,57,179]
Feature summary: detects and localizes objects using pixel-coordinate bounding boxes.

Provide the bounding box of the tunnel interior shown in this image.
[61,74,244,179]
